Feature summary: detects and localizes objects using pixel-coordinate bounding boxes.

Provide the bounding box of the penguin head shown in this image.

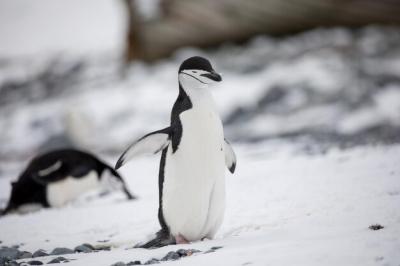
[178,56,222,87]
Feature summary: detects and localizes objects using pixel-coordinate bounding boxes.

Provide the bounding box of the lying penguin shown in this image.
[116,56,236,248]
[2,149,135,215]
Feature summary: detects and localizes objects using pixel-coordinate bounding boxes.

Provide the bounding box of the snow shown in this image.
[1,143,399,265]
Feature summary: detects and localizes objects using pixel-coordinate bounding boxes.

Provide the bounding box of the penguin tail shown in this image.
[135,229,175,249]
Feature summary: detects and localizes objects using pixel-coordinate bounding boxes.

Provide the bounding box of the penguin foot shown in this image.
[175,234,190,244]
[136,229,174,249]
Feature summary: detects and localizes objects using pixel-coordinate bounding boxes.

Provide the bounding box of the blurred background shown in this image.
[1,0,400,180]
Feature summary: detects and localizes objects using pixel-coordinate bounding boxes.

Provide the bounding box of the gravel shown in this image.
[93,245,111,251]
[47,257,68,264]
[18,251,32,259]
[32,250,48,258]
[110,262,126,266]
[27,260,44,265]
[127,261,141,265]
[109,248,205,266]
[161,251,180,261]
[50,248,74,256]
[74,244,94,253]
[144,258,159,265]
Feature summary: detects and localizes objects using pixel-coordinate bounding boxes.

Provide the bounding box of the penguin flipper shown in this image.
[224,139,236,174]
[115,127,171,169]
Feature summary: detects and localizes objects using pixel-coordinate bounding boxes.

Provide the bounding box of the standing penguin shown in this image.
[115,56,236,248]
[2,149,135,215]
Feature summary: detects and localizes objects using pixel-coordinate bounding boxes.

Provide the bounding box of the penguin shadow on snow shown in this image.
[1,149,135,216]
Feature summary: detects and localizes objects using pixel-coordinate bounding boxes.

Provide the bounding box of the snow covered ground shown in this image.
[1,142,399,265]
[1,1,400,265]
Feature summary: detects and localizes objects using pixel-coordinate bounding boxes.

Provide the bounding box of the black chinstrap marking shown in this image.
[180,72,207,84]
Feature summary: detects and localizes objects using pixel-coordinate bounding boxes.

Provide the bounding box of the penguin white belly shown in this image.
[163,107,226,241]
[46,170,99,207]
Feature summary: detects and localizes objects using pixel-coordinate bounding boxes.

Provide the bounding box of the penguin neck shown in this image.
[178,78,214,109]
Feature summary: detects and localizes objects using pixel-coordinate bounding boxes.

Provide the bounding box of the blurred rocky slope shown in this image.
[1,27,400,162]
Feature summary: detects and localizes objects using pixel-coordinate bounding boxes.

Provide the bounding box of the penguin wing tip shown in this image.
[115,159,124,170]
[229,163,236,174]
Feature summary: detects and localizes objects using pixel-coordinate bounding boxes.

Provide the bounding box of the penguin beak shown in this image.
[201,70,222,82]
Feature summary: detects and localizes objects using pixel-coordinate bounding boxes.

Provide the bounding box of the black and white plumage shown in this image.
[116,56,236,248]
[2,149,135,215]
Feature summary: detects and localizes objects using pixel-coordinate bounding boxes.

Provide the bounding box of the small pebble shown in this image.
[32,250,48,258]
[94,245,111,251]
[50,248,74,256]
[74,244,94,253]
[110,262,126,266]
[144,258,159,265]
[47,257,68,264]
[127,261,141,265]
[28,260,44,265]
[369,224,384,230]
[161,251,180,261]
[18,251,33,259]
[176,249,187,257]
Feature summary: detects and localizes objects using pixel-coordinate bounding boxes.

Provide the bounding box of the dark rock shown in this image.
[47,257,68,264]
[28,261,44,265]
[74,244,94,253]
[161,251,180,261]
[369,224,384,230]
[32,250,48,258]
[93,246,111,251]
[176,249,187,257]
[144,258,159,265]
[50,248,73,256]
[175,249,200,257]
[0,247,21,260]
[127,261,141,265]
[210,246,223,250]
[18,251,32,259]
[110,262,126,266]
